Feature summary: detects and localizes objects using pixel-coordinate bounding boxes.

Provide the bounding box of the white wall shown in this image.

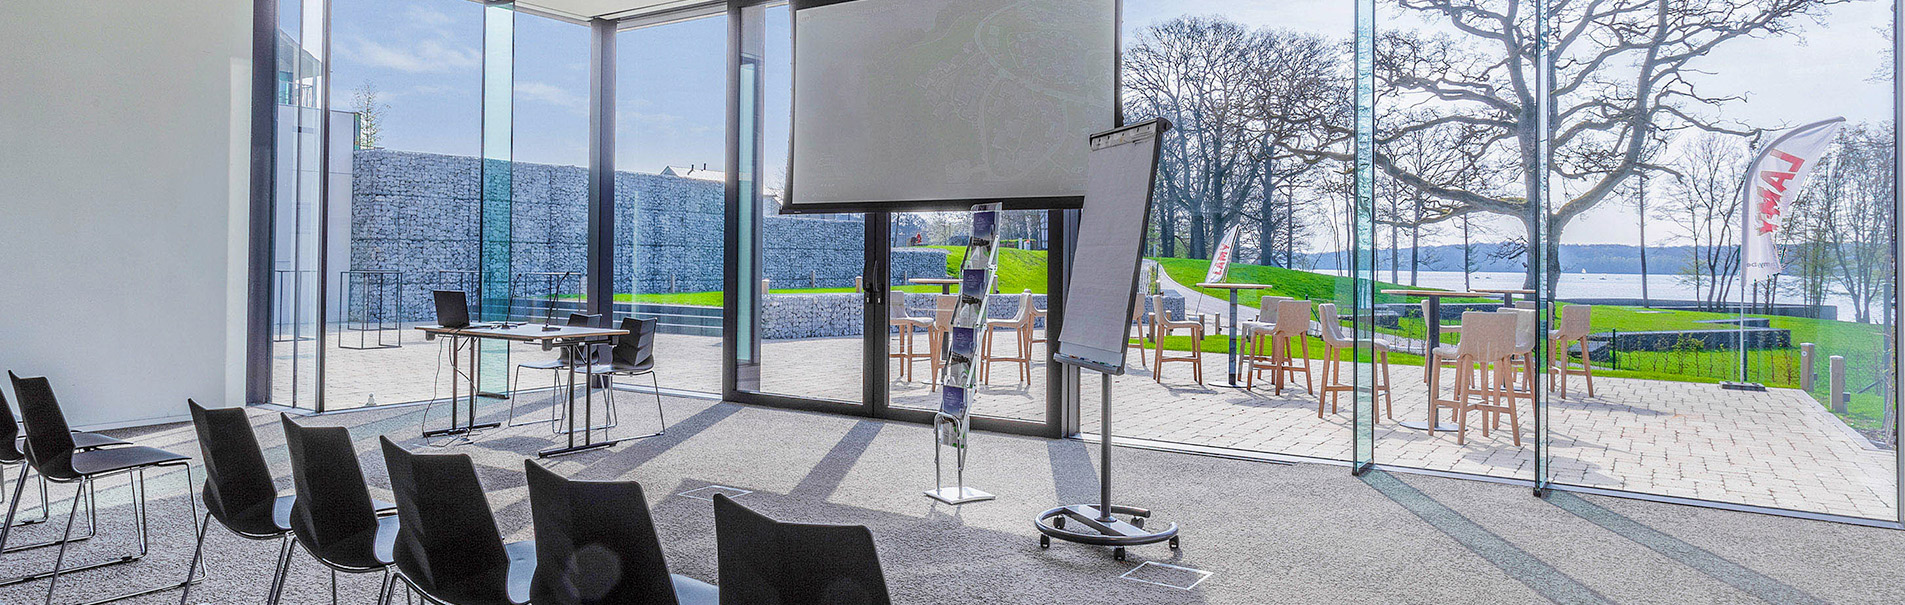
[0,1,252,428]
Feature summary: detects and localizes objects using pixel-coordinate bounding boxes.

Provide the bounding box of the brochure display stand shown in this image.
[1038,118,1180,560]
[925,203,1004,505]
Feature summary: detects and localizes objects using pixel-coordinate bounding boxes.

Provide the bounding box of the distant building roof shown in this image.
[662,163,725,183]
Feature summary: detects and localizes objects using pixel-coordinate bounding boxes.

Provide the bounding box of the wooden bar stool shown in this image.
[1428,312,1520,445]
[1421,299,1462,384]
[888,292,933,381]
[1151,294,1205,385]
[1246,300,1314,395]
[1239,296,1290,381]
[1315,303,1393,421]
[981,291,1037,385]
[1548,304,1596,397]
[1127,290,1151,369]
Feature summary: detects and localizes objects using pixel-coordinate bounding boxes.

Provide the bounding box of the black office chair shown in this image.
[278,415,403,605]
[586,316,666,440]
[524,460,717,605]
[177,400,297,605]
[1,386,127,553]
[712,494,890,605]
[1,372,198,605]
[381,436,534,605]
[508,313,603,429]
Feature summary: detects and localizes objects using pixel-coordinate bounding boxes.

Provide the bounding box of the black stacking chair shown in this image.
[712,494,890,605]
[524,461,717,605]
[277,415,402,605]
[508,313,602,428]
[587,316,666,439]
[1,372,198,605]
[177,400,295,605]
[1,386,127,553]
[381,436,534,605]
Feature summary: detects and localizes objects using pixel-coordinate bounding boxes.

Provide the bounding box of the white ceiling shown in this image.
[515,0,719,21]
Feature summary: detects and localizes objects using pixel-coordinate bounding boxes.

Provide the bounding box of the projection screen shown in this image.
[786,0,1117,212]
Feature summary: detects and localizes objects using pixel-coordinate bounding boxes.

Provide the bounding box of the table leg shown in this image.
[1226,291,1240,386]
[1399,297,1457,432]
[541,340,622,457]
[423,334,501,439]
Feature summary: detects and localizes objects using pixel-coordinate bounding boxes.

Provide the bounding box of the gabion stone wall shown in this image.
[350,149,946,320]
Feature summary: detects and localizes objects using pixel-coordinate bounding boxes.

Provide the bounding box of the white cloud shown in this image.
[343,37,480,74]
[404,6,453,29]
[515,81,588,113]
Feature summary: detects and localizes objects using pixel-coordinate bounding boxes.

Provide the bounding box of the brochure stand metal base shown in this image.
[926,486,996,505]
[1035,371,1178,561]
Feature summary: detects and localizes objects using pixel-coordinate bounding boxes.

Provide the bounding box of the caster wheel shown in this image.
[1039,535,1050,549]
[1131,517,1145,529]
[1113,547,1126,561]
[1169,537,1180,550]
[1053,517,1066,529]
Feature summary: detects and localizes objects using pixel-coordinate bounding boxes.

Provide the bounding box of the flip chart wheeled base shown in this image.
[1034,370,1179,561]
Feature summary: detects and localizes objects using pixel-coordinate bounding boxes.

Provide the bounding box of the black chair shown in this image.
[0,372,198,605]
[1,386,127,553]
[177,400,296,605]
[509,313,603,429]
[382,436,534,605]
[586,316,666,440]
[524,460,717,605]
[277,415,402,605]
[712,494,890,605]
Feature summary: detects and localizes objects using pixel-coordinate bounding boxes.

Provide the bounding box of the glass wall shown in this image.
[269,0,328,411]
[735,3,868,404]
[613,14,730,395]
[314,0,486,410]
[1538,0,1898,519]
[1095,0,1357,460]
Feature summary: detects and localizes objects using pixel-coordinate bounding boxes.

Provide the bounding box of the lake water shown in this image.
[1311,269,1876,323]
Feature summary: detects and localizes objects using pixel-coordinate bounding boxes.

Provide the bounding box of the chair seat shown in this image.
[890,317,931,327]
[518,359,570,370]
[584,361,653,375]
[69,445,188,476]
[505,540,537,605]
[671,574,720,605]
[70,431,128,450]
[1432,345,1459,358]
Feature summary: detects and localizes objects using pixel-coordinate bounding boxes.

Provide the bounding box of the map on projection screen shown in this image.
[788,0,1116,210]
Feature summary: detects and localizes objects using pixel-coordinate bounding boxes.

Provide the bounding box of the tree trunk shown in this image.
[1637,173,1650,307]
[1410,193,1422,286]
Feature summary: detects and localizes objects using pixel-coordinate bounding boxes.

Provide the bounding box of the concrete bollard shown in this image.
[761,278,770,297]
[1800,343,1815,391]
[1829,355,1847,414]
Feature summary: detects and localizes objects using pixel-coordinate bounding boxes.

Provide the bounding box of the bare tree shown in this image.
[1662,133,1745,309]
[1295,0,1836,291]
[351,82,387,149]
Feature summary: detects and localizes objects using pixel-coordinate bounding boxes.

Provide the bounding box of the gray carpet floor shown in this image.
[3,391,1905,604]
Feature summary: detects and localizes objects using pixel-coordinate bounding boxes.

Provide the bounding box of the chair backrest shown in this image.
[0,387,23,463]
[189,400,281,535]
[8,372,77,479]
[610,316,658,370]
[932,294,956,326]
[1149,295,1174,324]
[1274,300,1312,336]
[282,415,382,567]
[714,494,889,605]
[1560,304,1592,337]
[887,291,909,320]
[381,436,513,604]
[1257,296,1292,326]
[525,461,680,605]
[1500,308,1536,352]
[1514,301,1536,310]
[1456,312,1517,360]
[1317,303,1347,346]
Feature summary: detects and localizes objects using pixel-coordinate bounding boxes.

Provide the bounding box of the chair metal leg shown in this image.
[376,569,396,605]
[1,465,99,553]
[11,464,203,604]
[331,568,339,605]
[652,372,667,436]
[175,511,212,605]
[268,535,294,605]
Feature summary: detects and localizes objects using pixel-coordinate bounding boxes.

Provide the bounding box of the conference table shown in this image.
[908,277,962,294]
[417,322,628,457]
[1197,282,1273,387]
[1380,289,1490,432]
